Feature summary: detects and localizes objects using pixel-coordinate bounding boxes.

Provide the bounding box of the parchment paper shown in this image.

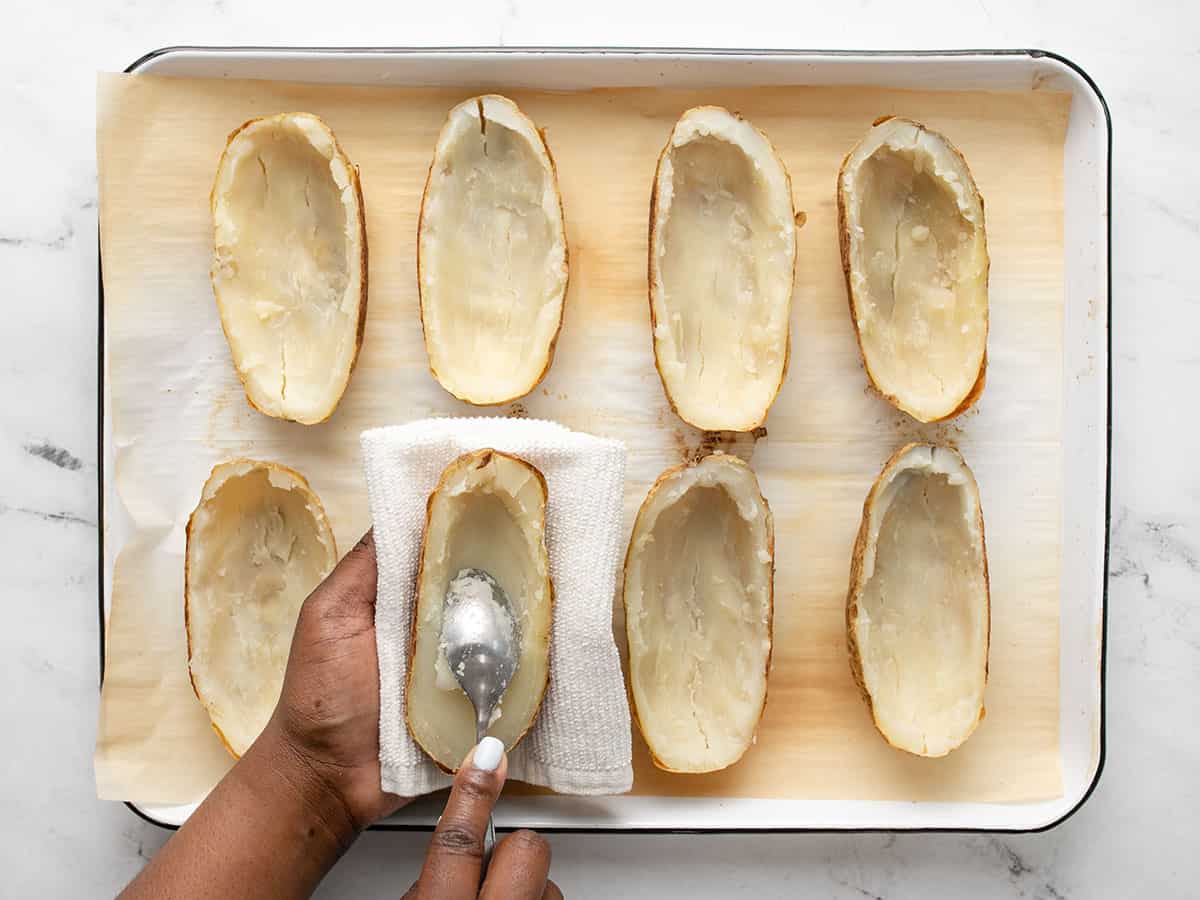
[96,72,1070,805]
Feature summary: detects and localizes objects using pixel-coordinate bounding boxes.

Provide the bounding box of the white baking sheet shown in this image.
[100,47,1109,831]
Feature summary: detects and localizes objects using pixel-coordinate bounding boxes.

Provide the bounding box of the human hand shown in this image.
[263,528,560,898]
[267,529,406,834]
[404,737,562,899]
[123,530,403,900]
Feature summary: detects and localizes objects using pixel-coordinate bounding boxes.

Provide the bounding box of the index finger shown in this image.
[414,737,508,899]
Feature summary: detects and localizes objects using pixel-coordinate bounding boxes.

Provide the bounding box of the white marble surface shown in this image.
[1,1,1196,897]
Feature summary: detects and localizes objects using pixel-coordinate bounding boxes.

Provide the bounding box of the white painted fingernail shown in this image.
[473,736,504,772]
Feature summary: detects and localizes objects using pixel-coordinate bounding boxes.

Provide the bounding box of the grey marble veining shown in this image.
[1,1,1197,897]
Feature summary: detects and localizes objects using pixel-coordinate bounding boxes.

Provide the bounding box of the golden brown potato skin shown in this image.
[209,114,369,425]
[184,458,337,759]
[622,454,775,774]
[836,117,990,423]
[647,107,796,433]
[416,98,569,407]
[405,449,553,772]
[845,443,991,756]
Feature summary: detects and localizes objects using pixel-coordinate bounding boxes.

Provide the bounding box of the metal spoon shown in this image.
[439,567,521,873]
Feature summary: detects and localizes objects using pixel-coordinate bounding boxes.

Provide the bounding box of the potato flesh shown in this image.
[212,114,361,423]
[843,120,987,421]
[187,463,336,757]
[625,456,772,772]
[408,452,551,770]
[419,97,567,405]
[855,448,987,756]
[653,109,794,432]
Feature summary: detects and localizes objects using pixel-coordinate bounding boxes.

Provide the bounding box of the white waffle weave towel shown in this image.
[361,417,633,797]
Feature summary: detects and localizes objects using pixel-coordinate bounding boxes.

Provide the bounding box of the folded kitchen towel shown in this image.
[361,417,633,797]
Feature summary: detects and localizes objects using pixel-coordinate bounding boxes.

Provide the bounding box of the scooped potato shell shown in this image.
[847,443,990,757]
[837,116,989,423]
[648,106,797,433]
[405,449,554,772]
[417,95,569,406]
[210,112,368,425]
[623,453,774,774]
[185,459,338,758]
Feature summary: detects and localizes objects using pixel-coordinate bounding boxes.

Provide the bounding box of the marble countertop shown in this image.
[3,1,1196,897]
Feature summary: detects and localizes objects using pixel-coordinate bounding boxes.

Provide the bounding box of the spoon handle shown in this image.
[475,713,496,877]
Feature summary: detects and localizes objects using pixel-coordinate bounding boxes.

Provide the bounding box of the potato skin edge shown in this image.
[648,106,797,434]
[209,113,369,426]
[836,117,990,423]
[416,96,569,407]
[622,453,774,774]
[845,442,991,757]
[405,448,554,773]
[185,458,338,760]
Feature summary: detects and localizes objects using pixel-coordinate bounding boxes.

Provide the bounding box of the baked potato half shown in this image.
[623,453,774,773]
[185,459,337,758]
[838,117,989,422]
[418,95,569,406]
[847,443,990,757]
[406,449,553,771]
[211,112,367,425]
[649,106,796,433]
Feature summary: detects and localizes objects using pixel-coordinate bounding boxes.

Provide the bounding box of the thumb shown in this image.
[309,528,378,615]
[416,738,508,892]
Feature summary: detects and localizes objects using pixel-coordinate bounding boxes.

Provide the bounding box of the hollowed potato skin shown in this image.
[648,106,796,433]
[623,453,775,774]
[845,443,991,757]
[210,113,369,425]
[405,449,553,772]
[184,459,337,759]
[836,117,989,423]
[416,96,569,407]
